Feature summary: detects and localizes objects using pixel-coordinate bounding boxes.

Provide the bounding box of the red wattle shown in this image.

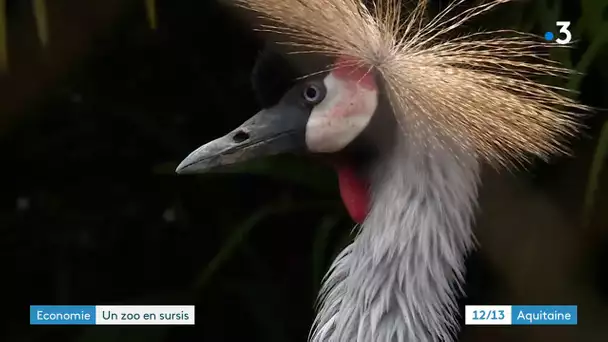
[335,165,370,224]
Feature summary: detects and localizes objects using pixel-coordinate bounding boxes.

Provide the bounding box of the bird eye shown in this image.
[302,83,324,104]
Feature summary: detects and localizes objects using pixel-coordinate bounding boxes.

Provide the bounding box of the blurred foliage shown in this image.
[192,200,343,293]
[0,0,7,72]
[33,0,49,47]
[145,0,157,30]
[576,0,608,226]
[509,0,608,226]
[586,123,608,226]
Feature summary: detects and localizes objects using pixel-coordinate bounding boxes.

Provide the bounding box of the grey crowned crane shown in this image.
[176,0,587,341]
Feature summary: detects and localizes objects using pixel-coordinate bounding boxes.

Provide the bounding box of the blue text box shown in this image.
[511,305,577,325]
[30,305,96,325]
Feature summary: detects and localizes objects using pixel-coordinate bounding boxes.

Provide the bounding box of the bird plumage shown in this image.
[184,1,590,341]
[312,134,479,341]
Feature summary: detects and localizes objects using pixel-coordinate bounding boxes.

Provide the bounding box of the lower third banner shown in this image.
[465,305,577,325]
[30,305,195,325]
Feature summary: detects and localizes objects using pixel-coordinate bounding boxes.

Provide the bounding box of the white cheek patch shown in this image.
[305,73,378,153]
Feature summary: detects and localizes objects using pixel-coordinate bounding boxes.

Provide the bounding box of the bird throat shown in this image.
[331,158,370,224]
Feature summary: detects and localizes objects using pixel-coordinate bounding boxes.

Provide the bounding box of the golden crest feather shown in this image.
[235,0,589,167]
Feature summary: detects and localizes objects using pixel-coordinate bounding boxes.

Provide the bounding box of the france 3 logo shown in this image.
[544,21,572,45]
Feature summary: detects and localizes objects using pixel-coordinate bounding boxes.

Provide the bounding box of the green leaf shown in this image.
[580,0,608,37]
[33,0,49,47]
[0,0,7,72]
[145,0,157,30]
[193,201,341,293]
[583,121,608,227]
[567,22,608,92]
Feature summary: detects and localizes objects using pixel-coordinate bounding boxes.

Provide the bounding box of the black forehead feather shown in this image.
[250,46,300,108]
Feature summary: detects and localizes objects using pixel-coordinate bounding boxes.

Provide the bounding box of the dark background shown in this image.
[1,0,607,341]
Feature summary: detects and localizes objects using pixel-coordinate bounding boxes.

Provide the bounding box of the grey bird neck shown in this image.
[312,133,480,342]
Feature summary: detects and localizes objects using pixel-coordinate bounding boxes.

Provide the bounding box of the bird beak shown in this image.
[176,103,308,174]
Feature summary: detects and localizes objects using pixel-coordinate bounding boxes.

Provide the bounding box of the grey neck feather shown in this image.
[311,134,480,342]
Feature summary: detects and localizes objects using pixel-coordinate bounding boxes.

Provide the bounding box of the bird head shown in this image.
[176,55,393,223]
[174,2,591,340]
[176,0,588,224]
